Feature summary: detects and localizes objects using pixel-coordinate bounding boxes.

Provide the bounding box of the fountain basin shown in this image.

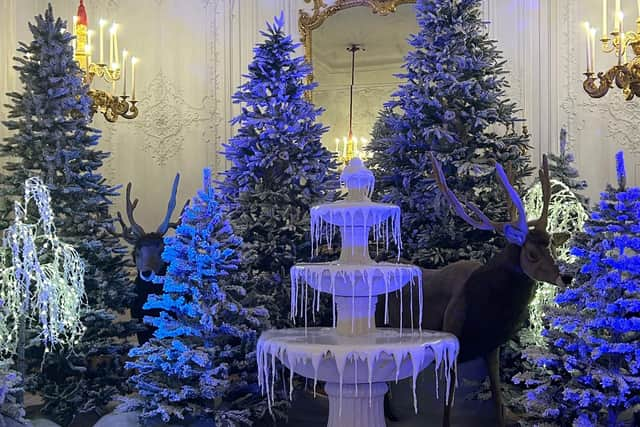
[291,262,421,297]
[257,327,459,418]
[311,201,400,228]
[311,202,402,258]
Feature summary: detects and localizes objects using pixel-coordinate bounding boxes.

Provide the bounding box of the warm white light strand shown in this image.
[522,179,588,343]
[0,177,85,356]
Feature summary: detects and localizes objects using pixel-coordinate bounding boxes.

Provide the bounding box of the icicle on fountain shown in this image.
[257,158,459,427]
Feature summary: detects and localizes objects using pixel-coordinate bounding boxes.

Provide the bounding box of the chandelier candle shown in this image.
[584,22,592,72]
[99,19,105,64]
[122,50,128,96]
[603,0,607,35]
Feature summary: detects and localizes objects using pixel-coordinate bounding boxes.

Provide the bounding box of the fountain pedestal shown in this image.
[325,382,387,427]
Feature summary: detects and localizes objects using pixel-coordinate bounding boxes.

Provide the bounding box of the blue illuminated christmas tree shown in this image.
[521,152,640,426]
[368,0,531,267]
[122,169,270,425]
[219,13,338,329]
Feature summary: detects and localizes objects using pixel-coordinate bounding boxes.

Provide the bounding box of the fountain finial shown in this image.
[340,157,375,201]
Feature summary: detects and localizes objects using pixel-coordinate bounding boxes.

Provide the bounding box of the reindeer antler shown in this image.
[429,152,528,237]
[528,154,550,231]
[168,200,190,230]
[157,173,180,235]
[110,182,146,243]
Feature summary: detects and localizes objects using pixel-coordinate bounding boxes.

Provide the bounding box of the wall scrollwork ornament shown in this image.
[298,0,415,98]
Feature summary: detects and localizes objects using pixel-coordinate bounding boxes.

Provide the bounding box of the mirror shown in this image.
[299,0,417,158]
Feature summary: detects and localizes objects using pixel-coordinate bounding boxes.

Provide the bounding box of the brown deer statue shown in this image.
[111,173,183,344]
[378,154,572,427]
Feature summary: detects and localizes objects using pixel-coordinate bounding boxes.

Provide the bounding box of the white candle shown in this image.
[603,0,608,36]
[87,30,94,64]
[131,57,138,100]
[72,16,78,54]
[109,23,116,67]
[113,24,119,65]
[335,138,340,153]
[342,136,347,158]
[86,44,92,66]
[638,0,640,19]
[122,50,128,96]
[584,22,592,72]
[619,12,624,65]
[615,0,621,28]
[99,19,106,64]
[590,28,597,71]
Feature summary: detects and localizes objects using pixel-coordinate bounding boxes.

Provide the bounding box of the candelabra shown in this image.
[583,2,640,101]
[72,0,139,122]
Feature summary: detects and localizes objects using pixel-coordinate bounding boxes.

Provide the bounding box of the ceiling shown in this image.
[312,4,419,73]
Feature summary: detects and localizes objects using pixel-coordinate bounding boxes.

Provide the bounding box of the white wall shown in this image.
[0,0,637,223]
[484,0,640,201]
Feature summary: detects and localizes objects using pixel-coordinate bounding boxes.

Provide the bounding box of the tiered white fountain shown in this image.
[257,158,459,427]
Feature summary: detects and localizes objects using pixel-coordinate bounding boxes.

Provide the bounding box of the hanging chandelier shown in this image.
[335,44,368,165]
[582,0,640,100]
[71,0,139,122]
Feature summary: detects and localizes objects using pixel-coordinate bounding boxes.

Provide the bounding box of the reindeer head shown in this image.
[430,153,571,287]
[111,174,182,281]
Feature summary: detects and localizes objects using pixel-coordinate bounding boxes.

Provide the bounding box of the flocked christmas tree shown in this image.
[368,0,531,268]
[516,151,640,426]
[546,128,589,208]
[0,5,135,424]
[122,168,271,425]
[219,13,338,329]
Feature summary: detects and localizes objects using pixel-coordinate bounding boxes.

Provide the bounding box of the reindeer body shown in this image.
[448,245,536,362]
[111,174,184,345]
[383,245,537,360]
[379,154,568,427]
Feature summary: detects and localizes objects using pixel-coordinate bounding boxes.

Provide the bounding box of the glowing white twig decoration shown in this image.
[0,177,86,356]
[523,179,588,343]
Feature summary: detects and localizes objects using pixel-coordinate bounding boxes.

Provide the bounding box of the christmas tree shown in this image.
[546,128,589,208]
[122,168,272,425]
[219,13,338,329]
[517,152,640,426]
[368,0,531,268]
[1,5,135,424]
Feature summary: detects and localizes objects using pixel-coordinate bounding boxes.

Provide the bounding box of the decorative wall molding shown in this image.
[132,72,213,166]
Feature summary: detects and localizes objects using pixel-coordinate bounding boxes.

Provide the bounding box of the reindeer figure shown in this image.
[111,174,181,344]
[379,154,572,427]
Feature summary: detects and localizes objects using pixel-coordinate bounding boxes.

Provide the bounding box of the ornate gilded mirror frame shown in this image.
[298,0,415,97]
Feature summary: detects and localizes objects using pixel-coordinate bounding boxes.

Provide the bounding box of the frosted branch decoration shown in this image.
[522,179,588,343]
[0,177,86,356]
